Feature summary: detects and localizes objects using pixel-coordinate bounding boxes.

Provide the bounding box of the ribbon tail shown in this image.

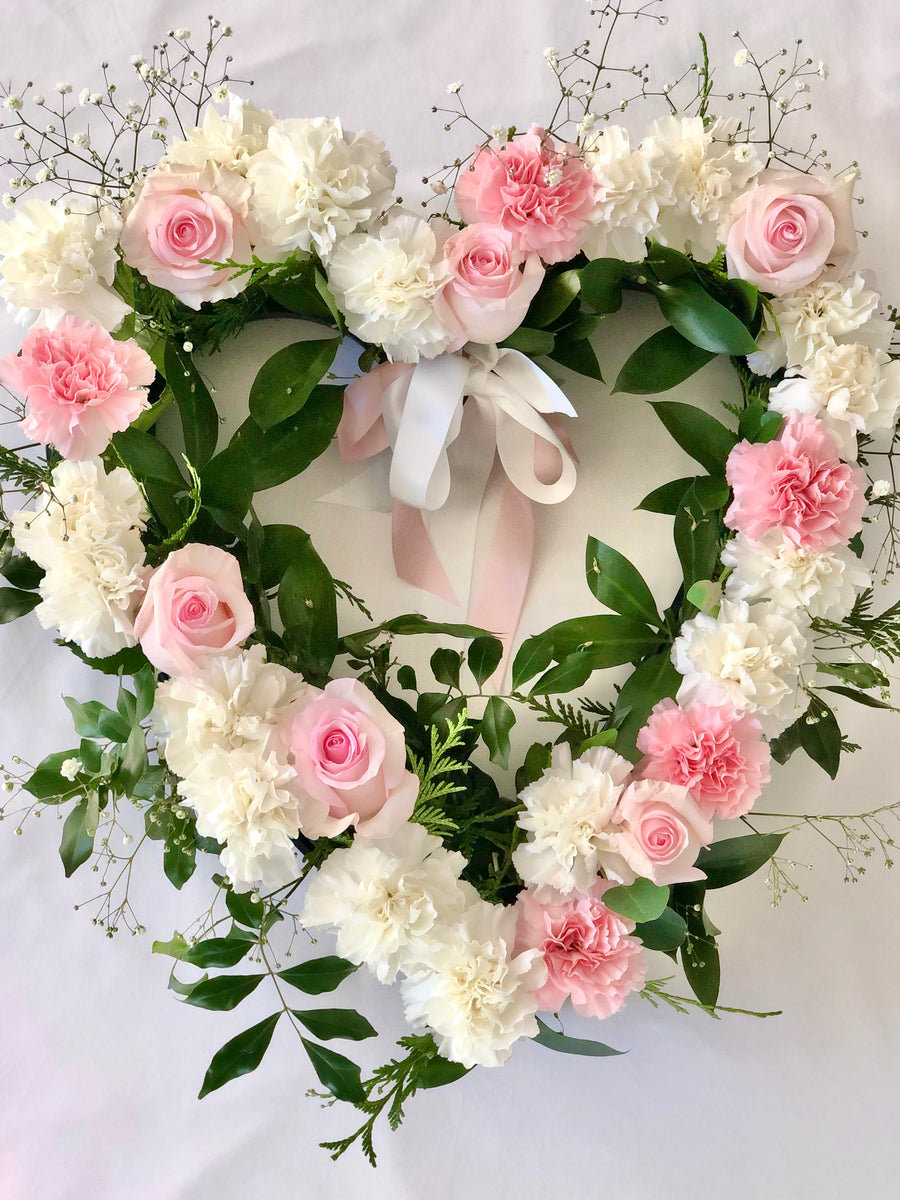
[468,478,535,685]
[392,502,459,606]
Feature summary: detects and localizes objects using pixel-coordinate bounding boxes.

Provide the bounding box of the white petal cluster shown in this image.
[642,115,761,259]
[722,531,868,621]
[748,273,893,376]
[300,823,469,983]
[768,343,900,459]
[400,897,545,1069]
[11,458,147,658]
[162,93,274,173]
[177,745,302,893]
[512,744,634,895]
[581,125,665,262]
[673,598,808,718]
[153,644,308,778]
[326,210,453,362]
[0,198,130,329]
[247,117,396,260]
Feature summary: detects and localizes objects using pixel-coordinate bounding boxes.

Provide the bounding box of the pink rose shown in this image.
[725,168,857,296]
[725,412,866,549]
[614,779,713,887]
[120,164,253,309]
[454,126,596,264]
[514,881,646,1020]
[0,316,154,459]
[288,677,418,839]
[437,223,544,347]
[134,543,254,677]
[636,698,771,822]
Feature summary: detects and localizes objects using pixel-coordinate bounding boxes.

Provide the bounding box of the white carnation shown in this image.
[247,117,396,260]
[512,743,634,895]
[581,125,667,262]
[162,92,274,173]
[0,198,130,329]
[641,115,761,259]
[768,342,900,459]
[177,745,301,892]
[399,898,545,1069]
[300,823,469,983]
[722,531,868,620]
[11,458,147,658]
[673,598,808,717]
[326,210,453,362]
[153,645,307,779]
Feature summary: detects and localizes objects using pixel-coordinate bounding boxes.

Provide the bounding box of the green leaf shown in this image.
[116,725,149,793]
[579,257,630,315]
[579,729,619,751]
[533,1018,624,1057]
[673,483,722,591]
[500,327,555,356]
[585,536,661,626]
[799,700,842,779]
[650,401,737,476]
[277,956,359,995]
[636,476,695,515]
[278,540,338,675]
[480,695,516,768]
[200,442,254,523]
[634,907,688,952]
[672,881,719,1006]
[419,1055,472,1089]
[817,661,889,689]
[511,633,555,690]
[97,707,133,744]
[301,1038,366,1104]
[23,750,82,801]
[549,336,603,381]
[820,685,896,710]
[164,341,218,468]
[397,664,417,691]
[63,643,150,676]
[430,647,462,689]
[695,832,786,889]
[59,798,95,877]
[133,665,157,722]
[233,385,343,490]
[112,427,187,490]
[531,649,598,695]
[225,888,266,929]
[259,524,312,589]
[525,269,582,327]
[614,327,716,395]
[249,338,340,431]
[373,614,488,639]
[182,973,264,1011]
[0,586,40,624]
[0,553,43,590]
[181,937,253,969]
[515,740,552,794]
[63,697,109,739]
[265,258,339,324]
[151,932,189,960]
[291,1008,377,1042]
[198,1013,280,1099]
[467,635,504,686]
[163,834,197,890]
[769,715,803,765]
[604,878,670,923]
[653,278,758,355]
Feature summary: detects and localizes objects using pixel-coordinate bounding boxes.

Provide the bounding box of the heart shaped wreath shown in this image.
[1,6,899,1165]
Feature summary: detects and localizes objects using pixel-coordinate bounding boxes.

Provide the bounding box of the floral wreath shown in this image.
[1,5,899,1166]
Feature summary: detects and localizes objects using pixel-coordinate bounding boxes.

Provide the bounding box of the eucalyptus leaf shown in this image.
[634,907,688,952]
[533,1018,624,1057]
[604,878,670,923]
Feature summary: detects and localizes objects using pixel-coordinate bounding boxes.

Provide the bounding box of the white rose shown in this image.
[0,198,130,329]
[247,117,395,260]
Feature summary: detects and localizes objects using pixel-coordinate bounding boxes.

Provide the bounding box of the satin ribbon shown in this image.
[335,345,578,668]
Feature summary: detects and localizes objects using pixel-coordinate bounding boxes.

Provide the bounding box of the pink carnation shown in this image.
[0,317,154,460]
[725,413,866,549]
[636,698,771,821]
[454,126,595,264]
[514,881,646,1020]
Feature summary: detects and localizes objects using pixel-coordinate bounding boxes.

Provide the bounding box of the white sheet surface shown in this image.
[2,1,900,1197]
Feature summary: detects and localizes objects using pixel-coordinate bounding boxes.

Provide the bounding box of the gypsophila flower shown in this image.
[55,82,72,95]
[78,88,90,105]
[3,95,22,111]
[446,81,463,94]
[60,758,82,782]
[31,95,43,106]
[734,49,749,66]
[872,480,892,499]
[2,195,13,209]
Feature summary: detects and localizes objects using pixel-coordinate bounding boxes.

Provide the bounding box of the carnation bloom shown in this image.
[0,198,130,329]
[454,125,596,264]
[722,530,868,621]
[177,744,302,892]
[514,881,646,1019]
[636,697,771,821]
[326,210,453,362]
[400,898,546,1069]
[247,117,396,260]
[120,163,253,309]
[152,644,308,779]
[673,599,808,718]
[0,316,154,459]
[300,823,469,983]
[582,124,667,261]
[163,92,274,174]
[614,778,712,885]
[512,743,634,895]
[725,413,866,550]
[287,677,419,839]
[10,458,148,657]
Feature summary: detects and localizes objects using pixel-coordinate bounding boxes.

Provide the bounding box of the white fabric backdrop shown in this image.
[2,1,900,1196]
